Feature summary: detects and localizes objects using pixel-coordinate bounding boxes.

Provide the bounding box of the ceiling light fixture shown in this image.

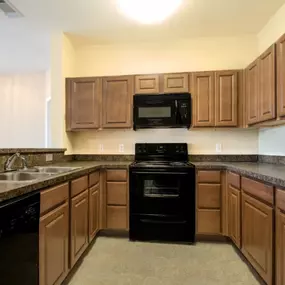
[117,0,183,25]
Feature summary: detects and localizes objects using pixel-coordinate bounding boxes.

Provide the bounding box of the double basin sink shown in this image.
[0,166,80,183]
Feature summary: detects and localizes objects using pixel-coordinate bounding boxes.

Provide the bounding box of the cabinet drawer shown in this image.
[40,183,69,215]
[197,171,221,183]
[107,206,127,229]
[106,170,127,182]
[241,177,273,205]
[107,182,127,205]
[89,171,100,187]
[197,184,221,208]
[197,209,221,234]
[228,172,240,189]
[71,176,88,198]
[276,188,285,212]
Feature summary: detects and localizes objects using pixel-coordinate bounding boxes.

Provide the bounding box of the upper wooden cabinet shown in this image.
[215,70,238,127]
[191,72,215,127]
[163,73,189,93]
[259,45,276,123]
[102,76,134,128]
[246,60,259,125]
[277,34,285,118]
[135,74,159,94]
[66,78,101,130]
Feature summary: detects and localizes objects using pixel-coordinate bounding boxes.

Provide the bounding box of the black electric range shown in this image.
[129,143,195,243]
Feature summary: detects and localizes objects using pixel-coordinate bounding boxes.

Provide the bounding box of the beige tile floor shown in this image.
[68,237,259,285]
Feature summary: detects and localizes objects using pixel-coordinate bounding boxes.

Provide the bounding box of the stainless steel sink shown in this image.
[34,166,80,173]
[0,172,52,182]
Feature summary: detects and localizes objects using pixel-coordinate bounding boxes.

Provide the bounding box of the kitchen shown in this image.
[1,0,285,284]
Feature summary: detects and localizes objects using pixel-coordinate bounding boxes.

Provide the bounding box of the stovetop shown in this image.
[130,160,194,168]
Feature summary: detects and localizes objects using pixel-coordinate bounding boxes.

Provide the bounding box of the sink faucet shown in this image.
[4,152,28,171]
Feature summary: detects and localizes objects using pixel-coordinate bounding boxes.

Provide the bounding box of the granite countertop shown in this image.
[2,160,285,204]
[0,161,131,203]
[0,148,67,154]
[193,162,285,188]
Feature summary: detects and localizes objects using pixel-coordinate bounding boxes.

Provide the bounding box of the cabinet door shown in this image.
[246,60,259,125]
[163,73,189,93]
[135,74,160,94]
[70,190,89,267]
[277,34,285,118]
[242,192,273,284]
[191,72,215,127]
[215,71,238,127]
[66,78,100,130]
[39,202,69,285]
[89,184,100,242]
[102,76,134,128]
[228,185,241,248]
[259,44,276,123]
[276,209,285,285]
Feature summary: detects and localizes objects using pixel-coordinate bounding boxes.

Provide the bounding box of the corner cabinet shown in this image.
[215,70,238,127]
[66,77,101,130]
[277,34,285,118]
[102,76,134,128]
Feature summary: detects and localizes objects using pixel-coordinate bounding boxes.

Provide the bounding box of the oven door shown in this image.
[130,169,193,217]
[133,95,177,129]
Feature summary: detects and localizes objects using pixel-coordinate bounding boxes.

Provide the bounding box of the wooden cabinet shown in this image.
[106,170,128,230]
[163,73,189,93]
[66,77,101,130]
[241,192,273,285]
[259,45,276,123]
[70,190,89,267]
[277,34,285,118]
[196,171,222,235]
[135,74,159,94]
[246,60,259,125]
[276,209,285,285]
[192,72,215,127]
[102,76,134,128]
[89,183,100,242]
[39,202,69,285]
[228,184,241,248]
[215,71,238,126]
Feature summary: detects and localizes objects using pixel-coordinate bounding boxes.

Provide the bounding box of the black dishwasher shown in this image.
[0,191,40,285]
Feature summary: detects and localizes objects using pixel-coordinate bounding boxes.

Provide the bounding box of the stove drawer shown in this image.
[130,214,195,243]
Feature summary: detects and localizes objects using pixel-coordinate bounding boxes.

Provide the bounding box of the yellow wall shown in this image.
[59,35,260,155]
[257,2,285,155]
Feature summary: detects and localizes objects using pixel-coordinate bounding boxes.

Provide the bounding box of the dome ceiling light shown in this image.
[117,0,183,25]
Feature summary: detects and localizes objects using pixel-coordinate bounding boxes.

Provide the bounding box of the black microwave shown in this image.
[133,93,191,130]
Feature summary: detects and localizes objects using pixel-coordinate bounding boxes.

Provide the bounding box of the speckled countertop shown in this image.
[0,161,131,203]
[2,160,285,204]
[193,162,285,188]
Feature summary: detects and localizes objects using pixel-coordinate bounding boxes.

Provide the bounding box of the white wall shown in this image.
[258,2,285,155]
[0,72,46,147]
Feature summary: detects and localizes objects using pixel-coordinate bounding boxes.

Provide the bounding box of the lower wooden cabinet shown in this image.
[228,184,241,248]
[241,192,273,285]
[89,183,100,241]
[197,209,221,234]
[107,206,127,229]
[70,190,89,267]
[276,209,285,285]
[39,202,69,285]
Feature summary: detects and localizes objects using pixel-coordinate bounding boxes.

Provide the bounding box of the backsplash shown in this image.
[0,149,71,172]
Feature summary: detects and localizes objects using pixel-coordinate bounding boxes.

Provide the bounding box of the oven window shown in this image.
[138,107,171,118]
[143,178,180,197]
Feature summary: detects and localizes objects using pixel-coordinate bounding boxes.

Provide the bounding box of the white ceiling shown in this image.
[5,0,285,43]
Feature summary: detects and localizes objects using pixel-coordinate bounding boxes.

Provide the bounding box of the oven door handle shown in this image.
[140,219,187,225]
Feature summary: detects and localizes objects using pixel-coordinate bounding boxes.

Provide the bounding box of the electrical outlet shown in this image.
[119,144,124,153]
[215,143,222,153]
[99,144,104,153]
[45,153,53,162]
